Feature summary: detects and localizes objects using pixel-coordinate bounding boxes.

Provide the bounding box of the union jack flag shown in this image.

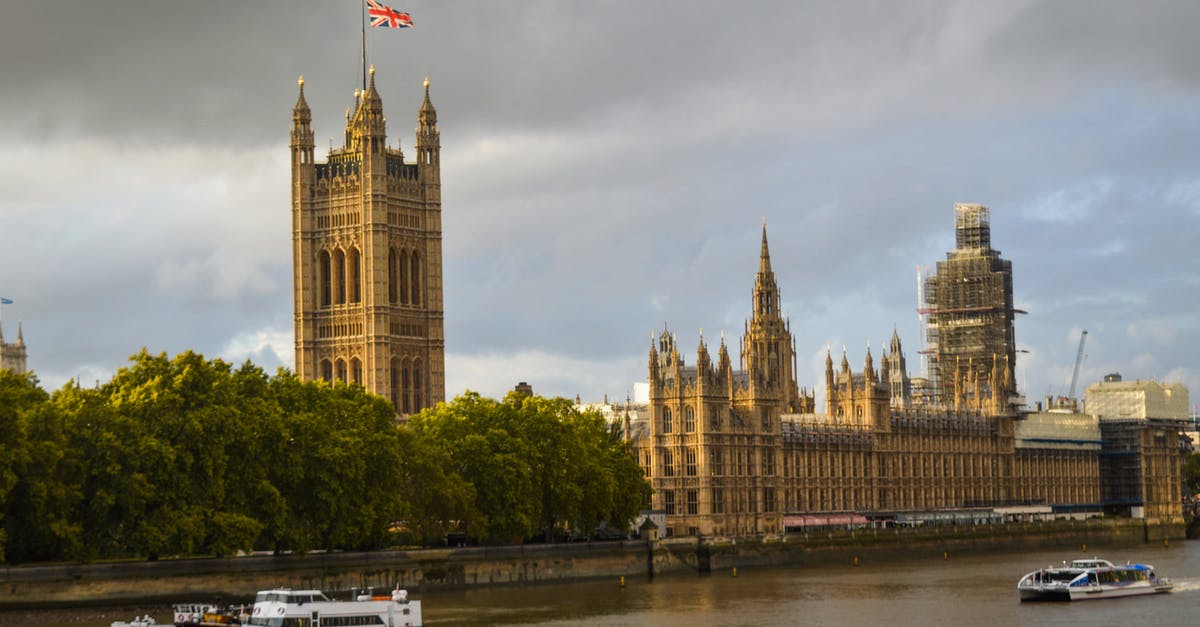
[367,0,413,29]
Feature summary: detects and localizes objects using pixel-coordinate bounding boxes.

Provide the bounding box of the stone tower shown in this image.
[742,224,804,413]
[922,204,1016,407]
[885,328,911,407]
[0,321,27,374]
[290,68,445,414]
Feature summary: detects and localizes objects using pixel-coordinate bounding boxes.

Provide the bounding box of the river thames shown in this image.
[4,540,1198,626]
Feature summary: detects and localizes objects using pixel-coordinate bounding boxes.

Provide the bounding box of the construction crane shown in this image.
[1068,330,1088,401]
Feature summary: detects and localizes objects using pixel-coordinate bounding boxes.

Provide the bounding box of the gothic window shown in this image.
[685,448,697,476]
[712,488,724,514]
[662,407,673,434]
[390,357,401,410]
[388,248,398,304]
[855,406,863,419]
[763,488,776,513]
[663,490,676,515]
[350,357,362,385]
[837,406,845,418]
[684,406,696,432]
[398,248,409,305]
[410,251,422,306]
[401,361,411,414]
[710,408,721,431]
[662,450,674,477]
[319,251,332,307]
[320,359,333,382]
[762,450,774,475]
[348,247,361,304]
[412,360,423,411]
[760,407,770,431]
[332,249,346,304]
[686,489,699,515]
[711,449,723,476]
[335,358,347,383]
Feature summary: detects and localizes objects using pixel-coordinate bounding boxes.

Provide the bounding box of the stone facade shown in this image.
[631,217,1179,539]
[0,321,26,374]
[1086,378,1190,520]
[290,68,444,414]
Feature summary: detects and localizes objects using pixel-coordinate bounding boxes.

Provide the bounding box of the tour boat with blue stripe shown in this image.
[1017,558,1173,601]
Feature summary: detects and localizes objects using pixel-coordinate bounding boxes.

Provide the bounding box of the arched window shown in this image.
[398,248,409,305]
[320,359,333,382]
[410,250,421,306]
[319,251,332,307]
[332,249,346,304]
[684,406,696,432]
[390,357,401,410]
[661,406,673,434]
[335,358,347,383]
[855,406,863,419]
[401,360,411,414]
[348,247,361,304]
[388,248,398,304]
[350,357,362,385]
[412,359,423,411]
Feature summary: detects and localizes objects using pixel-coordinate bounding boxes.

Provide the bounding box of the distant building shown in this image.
[290,68,445,415]
[1086,377,1190,520]
[0,321,26,374]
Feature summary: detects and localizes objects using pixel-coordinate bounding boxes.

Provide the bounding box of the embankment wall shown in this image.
[0,519,1184,608]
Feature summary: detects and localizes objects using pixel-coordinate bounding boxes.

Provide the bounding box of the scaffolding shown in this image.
[921,204,1021,406]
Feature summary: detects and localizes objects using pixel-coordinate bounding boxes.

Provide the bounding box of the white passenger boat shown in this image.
[1017,558,1173,601]
[244,587,422,626]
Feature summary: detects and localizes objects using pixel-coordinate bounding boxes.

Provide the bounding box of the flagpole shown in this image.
[361,0,367,92]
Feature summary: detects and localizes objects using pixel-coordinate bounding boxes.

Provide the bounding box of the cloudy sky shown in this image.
[1,1,1198,411]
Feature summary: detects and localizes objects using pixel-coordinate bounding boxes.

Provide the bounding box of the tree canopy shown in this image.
[0,352,649,563]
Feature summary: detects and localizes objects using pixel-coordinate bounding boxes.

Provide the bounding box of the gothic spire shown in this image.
[759,219,772,274]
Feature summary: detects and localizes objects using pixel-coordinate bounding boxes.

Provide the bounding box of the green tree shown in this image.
[0,370,50,562]
[409,391,651,544]
[1183,451,1200,497]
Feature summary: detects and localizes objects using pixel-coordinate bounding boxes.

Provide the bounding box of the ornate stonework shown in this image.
[632,219,1179,539]
[290,70,444,414]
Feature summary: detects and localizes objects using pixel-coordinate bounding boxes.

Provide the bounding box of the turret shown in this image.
[349,66,386,156]
[291,76,314,166]
[416,77,440,169]
[648,334,660,385]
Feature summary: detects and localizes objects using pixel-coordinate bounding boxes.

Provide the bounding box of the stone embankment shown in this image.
[0,519,1184,608]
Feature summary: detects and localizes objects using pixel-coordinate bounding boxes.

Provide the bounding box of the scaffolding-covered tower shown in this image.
[922,204,1018,408]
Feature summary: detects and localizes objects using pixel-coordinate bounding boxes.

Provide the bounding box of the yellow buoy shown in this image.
[943,551,948,560]
[853,555,860,566]
[620,576,625,588]
[1082,543,1086,552]
[732,567,738,578]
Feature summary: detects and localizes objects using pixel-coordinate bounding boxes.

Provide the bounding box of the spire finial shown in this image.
[369,64,376,77]
[424,76,430,89]
[298,75,304,87]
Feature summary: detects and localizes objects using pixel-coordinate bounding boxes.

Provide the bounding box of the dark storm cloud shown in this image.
[1,1,1197,404]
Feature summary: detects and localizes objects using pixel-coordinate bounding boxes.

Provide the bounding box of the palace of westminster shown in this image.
[280,70,1190,538]
[6,70,1184,541]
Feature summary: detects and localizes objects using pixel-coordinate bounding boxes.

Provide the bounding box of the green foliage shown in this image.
[0,353,651,563]
[1184,451,1200,497]
[409,391,650,545]
[0,351,411,563]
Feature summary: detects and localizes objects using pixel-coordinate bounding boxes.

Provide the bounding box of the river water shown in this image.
[5,540,1199,626]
